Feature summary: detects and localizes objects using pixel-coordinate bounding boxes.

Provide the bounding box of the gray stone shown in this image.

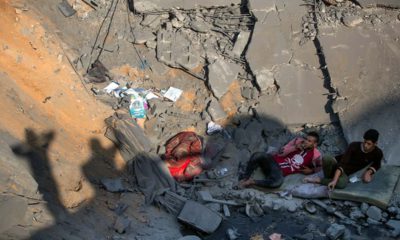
[207,99,227,122]
[114,216,131,233]
[145,40,157,49]
[101,178,126,193]
[133,28,156,44]
[141,14,161,29]
[286,201,298,213]
[231,31,251,58]
[304,201,317,214]
[388,206,398,214]
[357,0,400,8]
[349,209,365,220]
[223,204,231,217]
[190,20,210,33]
[177,236,201,240]
[319,26,400,165]
[58,0,76,17]
[207,59,240,99]
[0,195,28,233]
[241,87,253,99]
[133,0,241,13]
[361,203,369,214]
[256,64,330,125]
[386,220,400,232]
[171,18,183,28]
[366,206,382,221]
[226,228,239,240]
[205,203,221,212]
[254,69,275,92]
[367,217,380,225]
[178,200,222,234]
[342,15,363,27]
[326,223,346,240]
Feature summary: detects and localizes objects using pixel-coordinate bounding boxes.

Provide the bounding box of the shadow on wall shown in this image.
[338,95,400,165]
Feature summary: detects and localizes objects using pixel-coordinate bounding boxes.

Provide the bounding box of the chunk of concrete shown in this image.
[342,15,363,27]
[326,223,346,240]
[319,26,400,165]
[357,0,400,8]
[114,216,131,233]
[256,64,330,125]
[134,0,241,13]
[0,195,28,233]
[207,99,227,122]
[254,69,275,92]
[133,28,156,44]
[178,200,222,234]
[232,31,251,58]
[366,206,382,221]
[207,59,240,99]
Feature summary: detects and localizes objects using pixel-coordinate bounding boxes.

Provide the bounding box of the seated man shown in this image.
[304,129,383,190]
[239,131,321,188]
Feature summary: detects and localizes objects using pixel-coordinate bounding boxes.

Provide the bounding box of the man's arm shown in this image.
[362,150,383,183]
[328,169,342,190]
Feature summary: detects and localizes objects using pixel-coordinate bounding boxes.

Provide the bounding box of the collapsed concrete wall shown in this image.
[318,6,400,165]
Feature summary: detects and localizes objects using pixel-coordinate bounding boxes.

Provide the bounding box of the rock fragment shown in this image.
[207,59,240,99]
[207,99,227,122]
[366,206,382,221]
[326,223,346,240]
[114,216,131,234]
[342,15,363,27]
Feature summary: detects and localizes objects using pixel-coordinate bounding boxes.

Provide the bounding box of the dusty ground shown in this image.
[0,0,399,239]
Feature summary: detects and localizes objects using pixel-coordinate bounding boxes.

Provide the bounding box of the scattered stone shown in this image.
[342,15,363,27]
[388,206,398,214]
[254,69,275,92]
[231,31,251,58]
[58,0,76,17]
[114,216,131,234]
[285,200,298,213]
[133,28,155,44]
[304,201,317,214]
[178,236,201,240]
[272,200,282,211]
[101,178,126,193]
[207,99,227,122]
[366,206,382,221]
[145,40,157,49]
[178,201,222,234]
[226,228,240,240]
[386,220,400,235]
[205,203,221,212]
[360,203,369,214]
[141,15,161,29]
[326,223,346,240]
[253,203,264,216]
[296,232,314,240]
[207,59,240,99]
[223,204,231,217]
[367,217,380,225]
[190,20,210,33]
[349,209,364,220]
[171,18,183,28]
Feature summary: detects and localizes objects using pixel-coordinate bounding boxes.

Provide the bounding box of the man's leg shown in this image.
[241,152,264,180]
[254,153,284,188]
[319,156,348,189]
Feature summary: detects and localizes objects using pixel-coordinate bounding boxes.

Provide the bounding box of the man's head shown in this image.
[363,129,379,152]
[304,131,319,149]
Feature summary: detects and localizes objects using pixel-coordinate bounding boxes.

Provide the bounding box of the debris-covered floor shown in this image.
[1,0,400,239]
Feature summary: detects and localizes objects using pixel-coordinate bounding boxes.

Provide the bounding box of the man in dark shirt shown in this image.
[304,129,383,190]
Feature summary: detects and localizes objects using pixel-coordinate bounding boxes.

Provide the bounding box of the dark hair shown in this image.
[307,131,320,144]
[364,129,379,143]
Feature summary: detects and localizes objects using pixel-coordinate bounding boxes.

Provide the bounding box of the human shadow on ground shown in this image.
[11,128,121,239]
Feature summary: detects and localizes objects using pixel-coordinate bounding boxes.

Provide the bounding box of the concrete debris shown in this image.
[226,228,240,240]
[357,0,400,8]
[113,216,131,234]
[178,200,222,234]
[58,0,76,17]
[223,204,231,217]
[304,201,317,214]
[207,59,241,99]
[190,20,210,33]
[101,178,127,193]
[349,209,364,220]
[342,15,363,27]
[360,203,369,214]
[206,99,227,122]
[326,223,346,240]
[231,31,251,58]
[366,206,382,221]
[254,69,275,92]
[133,28,156,44]
[178,236,202,240]
[386,220,400,237]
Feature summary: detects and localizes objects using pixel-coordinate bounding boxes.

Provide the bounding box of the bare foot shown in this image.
[238,179,255,188]
[303,176,321,184]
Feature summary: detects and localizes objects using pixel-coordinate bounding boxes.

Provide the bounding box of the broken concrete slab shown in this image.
[133,0,242,13]
[178,200,222,234]
[330,165,400,209]
[207,59,241,99]
[207,99,227,122]
[0,195,28,233]
[319,26,400,165]
[231,31,251,58]
[256,64,331,125]
[357,0,400,9]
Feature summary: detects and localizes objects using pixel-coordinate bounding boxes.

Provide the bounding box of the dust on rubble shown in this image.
[0,0,124,208]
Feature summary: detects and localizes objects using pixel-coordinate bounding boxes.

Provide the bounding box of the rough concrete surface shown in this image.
[320,24,400,165]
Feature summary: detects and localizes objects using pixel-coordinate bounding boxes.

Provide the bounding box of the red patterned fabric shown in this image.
[165,132,204,181]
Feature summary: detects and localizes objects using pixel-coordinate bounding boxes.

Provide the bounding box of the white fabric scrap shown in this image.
[103,82,119,94]
[207,121,223,135]
[163,87,183,102]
